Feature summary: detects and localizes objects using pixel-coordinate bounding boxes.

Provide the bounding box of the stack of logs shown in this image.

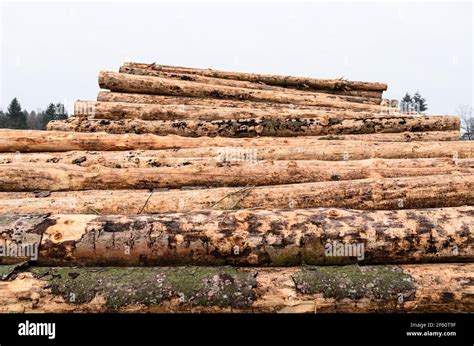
[0,62,472,313]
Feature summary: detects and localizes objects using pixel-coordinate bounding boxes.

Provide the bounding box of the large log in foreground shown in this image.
[2,130,468,154]
[0,263,472,312]
[98,71,383,112]
[121,62,389,92]
[47,116,460,138]
[0,207,471,266]
[1,159,473,191]
[0,174,472,214]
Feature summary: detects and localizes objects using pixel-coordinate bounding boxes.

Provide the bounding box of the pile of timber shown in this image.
[1,63,472,313]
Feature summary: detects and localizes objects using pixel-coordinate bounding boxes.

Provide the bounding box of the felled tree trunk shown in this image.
[0,263,472,312]
[97,91,389,110]
[1,159,472,191]
[0,207,471,266]
[98,71,383,111]
[0,174,472,214]
[76,101,399,121]
[2,130,468,153]
[118,66,383,104]
[47,116,460,137]
[121,62,388,92]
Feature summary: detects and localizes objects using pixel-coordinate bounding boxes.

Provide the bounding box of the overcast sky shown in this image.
[1,1,472,114]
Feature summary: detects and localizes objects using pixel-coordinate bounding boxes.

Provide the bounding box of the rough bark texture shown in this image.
[121,62,388,92]
[0,207,471,266]
[47,116,460,137]
[0,174,472,214]
[1,159,472,191]
[77,101,402,121]
[118,66,384,104]
[0,263,472,312]
[3,130,468,153]
[98,71,383,112]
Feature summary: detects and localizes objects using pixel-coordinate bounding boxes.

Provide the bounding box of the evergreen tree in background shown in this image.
[401,93,412,104]
[39,103,68,130]
[413,91,428,113]
[6,98,27,129]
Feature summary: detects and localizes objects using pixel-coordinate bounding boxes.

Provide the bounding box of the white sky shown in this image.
[1,1,472,114]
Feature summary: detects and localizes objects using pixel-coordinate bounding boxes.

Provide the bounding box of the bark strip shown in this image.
[0,264,471,312]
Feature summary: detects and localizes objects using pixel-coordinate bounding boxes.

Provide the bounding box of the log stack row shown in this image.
[0,63,472,313]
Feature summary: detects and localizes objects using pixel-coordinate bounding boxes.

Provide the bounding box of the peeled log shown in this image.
[47,116,460,137]
[1,207,472,266]
[98,71,383,112]
[2,159,472,191]
[122,62,388,92]
[0,264,472,312]
[0,174,472,214]
[97,91,389,111]
[2,130,468,153]
[119,66,383,104]
[0,152,467,171]
[77,101,400,121]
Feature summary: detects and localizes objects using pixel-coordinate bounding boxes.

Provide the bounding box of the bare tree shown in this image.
[458,105,473,140]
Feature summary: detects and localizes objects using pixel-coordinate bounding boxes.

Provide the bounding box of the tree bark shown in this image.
[0,174,472,213]
[119,66,383,104]
[121,62,388,92]
[98,71,383,112]
[0,207,471,266]
[47,116,460,137]
[76,101,400,121]
[2,130,470,158]
[2,159,472,191]
[0,263,472,312]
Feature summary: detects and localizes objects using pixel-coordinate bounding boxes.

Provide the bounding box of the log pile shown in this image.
[1,62,472,313]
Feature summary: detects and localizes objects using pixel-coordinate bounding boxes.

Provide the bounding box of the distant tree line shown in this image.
[400,92,428,114]
[0,98,68,130]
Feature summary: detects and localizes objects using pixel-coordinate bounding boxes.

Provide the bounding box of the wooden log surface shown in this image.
[0,263,472,312]
[98,71,383,112]
[0,174,472,214]
[121,62,389,92]
[76,101,402,121]
[2,130,468,153]
[1,158,472,191]
[0,152,467,170]
[119,66,383,104]
[96,91,392,112]
[47,115,460,137]
[0,207,471,266]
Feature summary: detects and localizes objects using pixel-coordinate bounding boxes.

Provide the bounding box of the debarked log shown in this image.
[0,263,472,312]
[76,101,401,121]
[121,62,389,92]
[2,130,469,153]
[47,116,460,137]
[96,91,389,111]
[0,174,472,214]
[0,207,471,266]
[1,158,473,191]
[98,71,382,112]
[118,66,384,104]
